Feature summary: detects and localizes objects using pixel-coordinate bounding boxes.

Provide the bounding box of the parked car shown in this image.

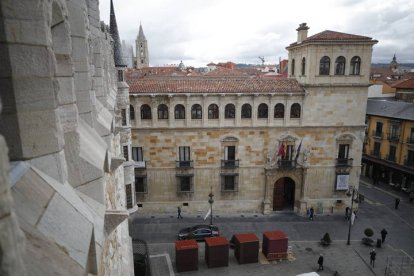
[177,225,219,241]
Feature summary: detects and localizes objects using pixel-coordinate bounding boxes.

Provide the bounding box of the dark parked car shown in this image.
[177,225,219,241]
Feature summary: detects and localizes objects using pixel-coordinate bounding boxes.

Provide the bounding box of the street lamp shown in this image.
[346,186,359,245]
[208,186,214,226]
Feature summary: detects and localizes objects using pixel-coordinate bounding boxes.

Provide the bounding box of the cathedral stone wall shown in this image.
[0,0,134,275]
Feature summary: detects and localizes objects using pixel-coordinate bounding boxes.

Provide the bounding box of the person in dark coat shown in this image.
[345,206,350,220]
[177,206,183,219]
[395,198,400,209]
[381,228,388,243]
[370,249,376,267]
[317,254,324,271]
[309,207,314,221]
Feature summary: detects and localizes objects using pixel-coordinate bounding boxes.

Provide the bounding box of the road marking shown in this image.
[150,253,175,276]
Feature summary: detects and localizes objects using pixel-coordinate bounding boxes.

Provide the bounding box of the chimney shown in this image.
[296,23,309,43]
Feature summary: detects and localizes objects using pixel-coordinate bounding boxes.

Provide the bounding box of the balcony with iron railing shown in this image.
[404,159,414,167]
[370,150,381,158]
[134,160,146,169]
[176,160,194,169]
[371,130,383,139]
[336,158,353,167]
[407,136,414,144]
[221,159,240,168]
[277,159,297,169]
[385,155,396,162]
[387,133,400,142]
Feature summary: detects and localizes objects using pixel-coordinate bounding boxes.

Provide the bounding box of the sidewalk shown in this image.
[148,239,406,276]
[360,175,411,202]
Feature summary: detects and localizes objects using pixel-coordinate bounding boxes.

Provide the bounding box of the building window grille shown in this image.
[123,145,129,161]
[221,174,239,192]
[350,56,361,75]
[141,104,152,120]
[319,56,330,75]
[176,175,194,192]
[157,104,168,119]
[241,104,252,119]
[191,104,202,119]
[274,103,285,118]
[175,104,185,119]
[121,109,127,125]
[225,104,235,119]
[258,103,268,119]
[208,104,219,119]
[125,184,133,209]
[290,103,301,118]
[335,56,346,75]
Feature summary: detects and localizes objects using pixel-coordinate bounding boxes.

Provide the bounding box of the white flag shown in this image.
[204,209,211,221]
[351,212,356,225]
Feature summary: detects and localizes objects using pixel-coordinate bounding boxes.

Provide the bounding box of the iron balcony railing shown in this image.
[371,130,383,138]
[387,133,400,142]
[221,159,240,168]
[134,160,146,169]
[277,159,296,169]
[385,155,396,162]
[407,137,414,144]
[404,159,414,167]
[336,158,353,167]
[370,150,381,158]
[176,160,194,169]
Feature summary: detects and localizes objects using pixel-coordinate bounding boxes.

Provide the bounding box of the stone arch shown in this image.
[273,177,295,211]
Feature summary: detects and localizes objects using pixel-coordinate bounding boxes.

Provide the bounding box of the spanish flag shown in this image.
[277,142,286,159]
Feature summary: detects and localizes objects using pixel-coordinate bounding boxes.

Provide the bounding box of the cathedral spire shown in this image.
[135,22,149,68]
[138,23,146,39]
[109,0,126,67]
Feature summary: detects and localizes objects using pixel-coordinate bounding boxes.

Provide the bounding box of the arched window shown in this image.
[291,59,295,76]
[335,56,346,75]
[208,104,219,119]
[141,104,152,120]
[290,103,301,118]
[274,103,285,118]
[191,104,202,119]
[174,104,185,119]
[157,104,168,119]
[350,56,361,75]
[241,104,252,119]
[319,56,330,75]
[225,104,235,119]
[301,57,306,76]
[258,103,268,119]
[130,104,135,120]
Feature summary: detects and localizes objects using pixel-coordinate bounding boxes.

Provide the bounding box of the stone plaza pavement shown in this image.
[147,237,409,276]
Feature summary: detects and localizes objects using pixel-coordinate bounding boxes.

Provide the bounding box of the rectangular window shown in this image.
[132,147,143,162]
[221,174,239,192]
[177,175,193,192]
[375,122,383,137]
[123,145,129,161]
[135,176,147,193]
[338,144,349,159]
[409,128,414,143]
[178,146,191,167]
[407,150,414,166]
[118,70,124,82]
[224,146,236,160]
[125,184,132,209]
[121,109,127,126]
[388,146,396,162]
[373,142,381,157]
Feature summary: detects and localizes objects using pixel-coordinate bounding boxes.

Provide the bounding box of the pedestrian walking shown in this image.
[309,207,314,221]
[317,254,324,271]
[177,206,183,219]
[370,249,376,267]
[381,228,388,243]
[345,206,350,220]
[395,197,400,209]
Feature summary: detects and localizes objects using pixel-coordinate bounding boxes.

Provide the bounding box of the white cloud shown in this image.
[102,0,414,66]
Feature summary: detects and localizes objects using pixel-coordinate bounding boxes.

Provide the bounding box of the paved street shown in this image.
[129,177,414,275]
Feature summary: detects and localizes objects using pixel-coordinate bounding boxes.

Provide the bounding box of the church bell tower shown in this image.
[135,23,149,68]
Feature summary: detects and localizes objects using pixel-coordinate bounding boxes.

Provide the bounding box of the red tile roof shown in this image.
[127,77,304,94]
[287,30,377,48]
[391,79,414,89]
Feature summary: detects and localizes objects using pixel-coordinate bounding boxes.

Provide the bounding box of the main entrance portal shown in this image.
[273,177,295,211]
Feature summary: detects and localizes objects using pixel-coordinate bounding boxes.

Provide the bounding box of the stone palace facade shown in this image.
[127,23,377,216]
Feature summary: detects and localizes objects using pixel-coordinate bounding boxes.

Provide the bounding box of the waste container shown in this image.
[376,238,382,248]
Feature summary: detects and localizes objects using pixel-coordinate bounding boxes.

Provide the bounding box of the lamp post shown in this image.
[208,187,214,227]
[346,186,358,245]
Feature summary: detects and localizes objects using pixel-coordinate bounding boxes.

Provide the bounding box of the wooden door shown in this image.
[273,179,284,211]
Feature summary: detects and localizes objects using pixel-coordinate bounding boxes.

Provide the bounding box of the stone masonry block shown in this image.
[9,45,54,78]
[13,77,57,112]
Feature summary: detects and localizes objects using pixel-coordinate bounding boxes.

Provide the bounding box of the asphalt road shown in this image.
[129,177,414,258]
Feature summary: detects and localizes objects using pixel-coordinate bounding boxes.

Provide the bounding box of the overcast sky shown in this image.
[100,0,414,67]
